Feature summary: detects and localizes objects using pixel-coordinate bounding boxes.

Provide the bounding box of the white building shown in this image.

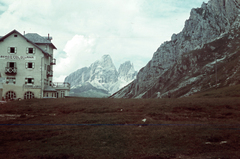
[0,30,70,100]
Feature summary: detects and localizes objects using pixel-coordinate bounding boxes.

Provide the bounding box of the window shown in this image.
[24,91,34,99]
[6,77,16,84]
[7,62,17,68]
[27,47,35,54]
[14,35,18,37]
[25,78,34,85]
[9,62,15,67]
[5,91,16,100]
[8,47,17,54]
[28,63,33,68]
[61,91,65,98]
[28,48,33,53]
[25,62,35,69]
[10,47,15,53]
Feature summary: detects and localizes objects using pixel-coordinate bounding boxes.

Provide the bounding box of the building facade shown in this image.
[0,30,70,100]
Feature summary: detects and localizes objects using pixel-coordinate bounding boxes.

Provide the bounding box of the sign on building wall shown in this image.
[0,77,5,83]
[0,55,36,60]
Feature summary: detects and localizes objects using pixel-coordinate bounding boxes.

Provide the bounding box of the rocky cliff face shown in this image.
[64,55,137,97]
[118,61,137,82]
[111,0,240,98]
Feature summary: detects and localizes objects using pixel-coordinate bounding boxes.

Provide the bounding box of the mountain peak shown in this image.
[118,61,137,82]
[64,55,137,97]
[102,54,111,59]
[100,54,112,62]
[93,54,115,69]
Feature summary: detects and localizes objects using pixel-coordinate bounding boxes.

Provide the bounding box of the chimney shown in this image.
[45,33,52,41]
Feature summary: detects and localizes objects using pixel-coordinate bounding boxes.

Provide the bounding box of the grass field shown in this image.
[1,86,240,158]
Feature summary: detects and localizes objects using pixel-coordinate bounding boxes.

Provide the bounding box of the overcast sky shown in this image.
[0,0,207,82]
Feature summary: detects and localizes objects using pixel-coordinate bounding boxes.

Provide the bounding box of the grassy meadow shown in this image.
[1,86,240,158]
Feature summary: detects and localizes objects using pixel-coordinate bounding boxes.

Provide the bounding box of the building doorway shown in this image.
[24,91,35,99]
[5,91,16,100]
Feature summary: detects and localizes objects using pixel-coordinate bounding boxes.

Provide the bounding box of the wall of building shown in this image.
[37,43,54,86]
[0,32,45,99]
[0,78,4,100]
[2,84,41,99]
[55,90,69,98]
[44,92,56,98]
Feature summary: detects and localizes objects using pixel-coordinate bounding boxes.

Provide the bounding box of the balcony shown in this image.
[5,67,17,75]
[52,82,70,90]
[47,70,53,77]
[50,58,56,65]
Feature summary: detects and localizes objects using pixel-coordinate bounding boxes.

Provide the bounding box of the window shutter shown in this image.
[25,63,28,69]
[13,78,16,84]
[26,48,29,54]
[33,48,35,54]
[13,68,16,73]
[14,47,17,53]
[32,62,35,69]
[25,78,28,84]
[7,47,10,53]
[7,62,10,67]
[14,62,17,67]
[31,78,34,84]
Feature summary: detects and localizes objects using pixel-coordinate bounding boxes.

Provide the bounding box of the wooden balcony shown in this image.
[5,67,17,75]
[50,58,56,65]
[47,70,53,77]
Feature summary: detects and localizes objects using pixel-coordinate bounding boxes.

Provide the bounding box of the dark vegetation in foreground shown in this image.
[1,85,240,158]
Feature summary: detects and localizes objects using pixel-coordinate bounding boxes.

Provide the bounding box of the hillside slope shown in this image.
[111,0,240,98]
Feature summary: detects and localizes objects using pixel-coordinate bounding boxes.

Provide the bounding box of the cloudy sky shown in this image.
[0,0,207,82]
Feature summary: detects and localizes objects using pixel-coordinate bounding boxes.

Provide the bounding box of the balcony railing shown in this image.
[5,67,17,75]
[50,58,56,65]
[47,70,53,77]
[52,82,70,89]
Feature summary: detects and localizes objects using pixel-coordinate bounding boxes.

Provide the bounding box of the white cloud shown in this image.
[54,34,97,81]
[0,0,207,82]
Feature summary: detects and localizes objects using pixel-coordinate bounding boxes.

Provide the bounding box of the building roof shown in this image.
[0,30,57,56]
[24,33,57,49]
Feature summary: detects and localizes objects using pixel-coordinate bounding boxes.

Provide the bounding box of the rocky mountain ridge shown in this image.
[111,0,240,98]
[64,55,137,97]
